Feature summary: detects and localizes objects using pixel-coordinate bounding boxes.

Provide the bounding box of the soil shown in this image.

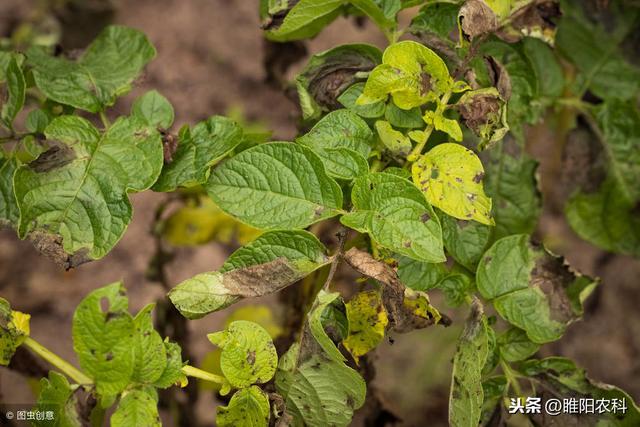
[0,1,639,427]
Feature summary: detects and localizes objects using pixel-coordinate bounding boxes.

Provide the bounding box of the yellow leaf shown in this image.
[412,143,494,225]
[403,289,442,325]
[10,311,30,336]
[342,291,388,364]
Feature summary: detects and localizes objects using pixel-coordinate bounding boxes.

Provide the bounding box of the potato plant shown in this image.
[1,0,639,426]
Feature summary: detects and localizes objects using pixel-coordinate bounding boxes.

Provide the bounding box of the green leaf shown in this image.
[410,2,460,47]
[338,83,385,119]
[132,304,167,385]
[522,37,564,100]
[208,320,278,388]
[265,0,344,42]
[72,282,135,401]
[34,371,81,427]
[169,230,330,318]
[217,386,270,427]
[397,256,447,291]
[27,26,156,112]
[307,291,346,363]
[131,90,174,129]
[153,116,243,191]
[449,300,489,427]
[437,270,474,308]
[206,142,343,229]
[14,114,163,265]
[440,210,491,270]
[1,57,26,129]
[153,341,186,389]
[498,327,539,362]
[275,342,366,427]
[412,143,494,225]
[0,298,30,366]
[556,2,640,101]
[476,234,598,343]
[111,389,160,427]
[384,101,423,129]
[343,290,388,363]
[25,109,51,134]
[342,172,446,263]
[358,40,452,109]
[0,150,19,227]
[350,0,396,32]
[297,109,374,179]
[519,357,640,425]
[480,376,507,426]
[295,44,382,120]
[374,120,412,156]
[484,136,540,240]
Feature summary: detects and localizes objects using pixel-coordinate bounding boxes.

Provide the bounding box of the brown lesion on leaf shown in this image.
[260,0,300,31]
[560,122,607,200]
[160,130,179,163]
[458,0,498,40]
[530,250,580,324]
[343,248,450,333]
[28,143,76,173]
[28,231,92,270]
[457,93,501,136]
[485,56,512,100]
[419,72,433,96]
[223,257,301,298]
[472,171,485,183]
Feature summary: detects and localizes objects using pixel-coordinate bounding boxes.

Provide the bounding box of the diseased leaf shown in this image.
[375,120,412,156]
[412,142,494,225]
[423,110,463,141]
[343,290,388,363]
[276,342,365,427]
[34,371,81,427]
[208,320,277,388]
[338,83,385,119]
[456,87,509,149]
[358,40,452,110]
[206,142,343,230]
[111,389,160,427]
[14,114,163,266]
[169,230,330,318]
[483,136,540,240]
[342,172,445,263]
[264,0,344,42]
[224,305,283,340]
[0,150,19,227]
[476,234,598,343]
[153,116,243,192]
[0,298,30,366]
[440,209,491,270]
[132,304,166,385]
[519,357,640,426]
[72,282,135,400]
[217,386,270,427]
[449,299,489,427]
[152,340,186,389]
[27,26,156,112]
[480,376,507,426]
[297,109,374,179]
[131,90,174,129]
[295,44,382,120]
[1,57,26,129]
[498,327,539,362]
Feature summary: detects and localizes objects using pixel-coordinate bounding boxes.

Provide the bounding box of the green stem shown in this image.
[99,111,111,128]
[181,365,225,384]
[500,360,523,397]
[370,159,385,173]
[406,90,453,165]
[22,336,93,385]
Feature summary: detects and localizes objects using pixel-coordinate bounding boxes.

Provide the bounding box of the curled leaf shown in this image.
[456,87,509,149]
[458,0,498,40]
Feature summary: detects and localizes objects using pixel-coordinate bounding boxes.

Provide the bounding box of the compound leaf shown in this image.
[153,116,243,192]
[206,142,343,229]
[342,172,445,263]
[216,386,270,427]
[111,389,160,427]
[412,143,494,225]
[72,282,135,401]
[208,320,277,389]
[27,26,156,112]
[476,234,598,343]
[14,114,163,265]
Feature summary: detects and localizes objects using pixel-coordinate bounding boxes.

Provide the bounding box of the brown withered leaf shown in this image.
[485,56,512,101]
[343,248,449,333]
[459,0,498,40]
[28,231,91,270]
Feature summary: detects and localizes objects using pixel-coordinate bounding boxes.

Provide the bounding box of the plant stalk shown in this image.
[181,365,225,384]
[22,336,93,385]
